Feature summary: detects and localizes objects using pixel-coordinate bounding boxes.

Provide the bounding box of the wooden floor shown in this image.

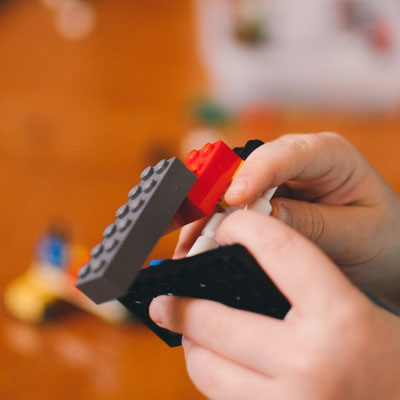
[0,1,399,399]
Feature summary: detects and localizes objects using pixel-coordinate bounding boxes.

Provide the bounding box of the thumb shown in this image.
[216,210,357,314]
[271,198,327,243]
[271,198,380,267]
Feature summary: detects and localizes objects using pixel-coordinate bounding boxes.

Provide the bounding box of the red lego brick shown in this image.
[174,141,242,226]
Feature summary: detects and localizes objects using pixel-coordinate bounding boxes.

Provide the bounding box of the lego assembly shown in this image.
[76,139,290,346]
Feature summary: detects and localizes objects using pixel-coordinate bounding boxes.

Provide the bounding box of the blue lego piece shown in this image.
[149,259,167,267]
[37,235,68,268]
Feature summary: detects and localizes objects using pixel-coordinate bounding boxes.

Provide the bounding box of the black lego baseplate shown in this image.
[118,244,291,347]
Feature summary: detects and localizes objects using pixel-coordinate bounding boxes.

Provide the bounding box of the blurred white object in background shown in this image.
[41,0,64,10]
[55,0,96,40]
[40,0,96,40]
[194,0,400,112]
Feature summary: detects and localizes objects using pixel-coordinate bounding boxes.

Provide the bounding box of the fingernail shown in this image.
[149,297,166,327]
[226,179,248,198]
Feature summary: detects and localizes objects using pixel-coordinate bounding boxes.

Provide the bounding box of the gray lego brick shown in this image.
[76,157,197,304]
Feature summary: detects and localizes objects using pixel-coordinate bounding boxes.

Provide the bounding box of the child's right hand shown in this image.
[176,133,400,304]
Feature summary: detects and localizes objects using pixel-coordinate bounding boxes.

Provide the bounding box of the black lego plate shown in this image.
[118,244,291,347]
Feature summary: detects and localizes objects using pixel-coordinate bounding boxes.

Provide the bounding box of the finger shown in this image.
[182,338,275,400]
[216,210,359,313]
[271,198,383,268]
[224,132,367,206]
[173,217,210,259]
[149,296,288,374]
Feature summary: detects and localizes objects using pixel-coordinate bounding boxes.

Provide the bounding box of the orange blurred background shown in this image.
[0,1,399,399]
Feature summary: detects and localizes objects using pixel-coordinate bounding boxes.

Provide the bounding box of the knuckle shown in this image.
[280,132,349,156]
[288,299,374,400]
[322,299,374,369]
[331,298,372,339]
[292,136,314,153]
[302,205,325,242]
[278,134,314,154]
[319,132,354,152]
[291,349,324,380]
[290,337,344,398]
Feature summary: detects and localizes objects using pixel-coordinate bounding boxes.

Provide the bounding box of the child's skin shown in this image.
[150,132,400,400]
[175,132,400,304]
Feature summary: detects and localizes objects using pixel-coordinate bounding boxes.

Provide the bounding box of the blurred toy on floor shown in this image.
[182,96,278,156]
[4,224,129,324]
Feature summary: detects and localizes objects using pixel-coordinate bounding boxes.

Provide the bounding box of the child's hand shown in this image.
[151,211,400,400]
[176,133,400,302]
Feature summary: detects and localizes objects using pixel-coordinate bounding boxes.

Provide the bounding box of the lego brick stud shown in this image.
[76,157,197,303]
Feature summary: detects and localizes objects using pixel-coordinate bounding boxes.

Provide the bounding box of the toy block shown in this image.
[119,244,291,347]
[219,139,264,209]
[174,141,242,226]
[186,212,228,257]
[246,187,278,215]
[76,158,197,304]
[37,227,69,268]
